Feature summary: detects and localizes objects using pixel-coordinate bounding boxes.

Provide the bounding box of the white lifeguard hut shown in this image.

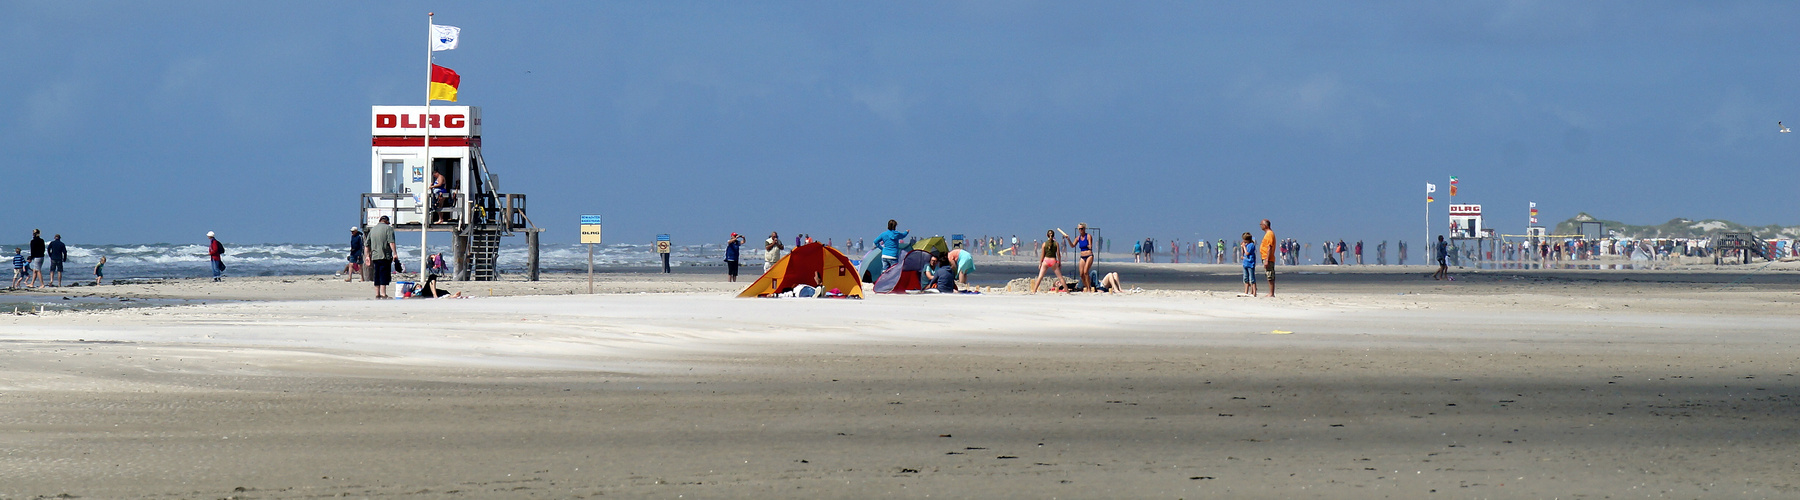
[1448,204,1484,238]
[361,105,541,281]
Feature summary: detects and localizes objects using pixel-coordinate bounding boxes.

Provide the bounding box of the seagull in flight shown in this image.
[1782,121,1791,133]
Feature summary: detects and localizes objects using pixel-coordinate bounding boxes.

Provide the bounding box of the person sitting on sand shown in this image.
[927,252,958,293]
[1030,229,1065,294]
[1085,269,1126,293]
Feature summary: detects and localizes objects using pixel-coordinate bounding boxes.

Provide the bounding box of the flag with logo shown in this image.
[431,24,461,51]
[1426,182,1436,202]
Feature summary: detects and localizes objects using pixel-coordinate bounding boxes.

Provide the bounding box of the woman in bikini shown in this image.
[1065,223,1096,292]
[1031,229,1065,294]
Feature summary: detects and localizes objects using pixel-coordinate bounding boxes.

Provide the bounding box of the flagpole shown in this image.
[421,12,433,287]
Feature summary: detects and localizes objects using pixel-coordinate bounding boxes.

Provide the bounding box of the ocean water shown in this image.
[8,242,753,280]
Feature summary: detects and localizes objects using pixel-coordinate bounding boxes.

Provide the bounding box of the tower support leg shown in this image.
[452,233,470,281]
[527,231,541,282]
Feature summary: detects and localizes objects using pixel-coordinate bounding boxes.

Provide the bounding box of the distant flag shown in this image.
[1449,185,1458,196]
[431,24,461,51]
[1530,202,1537,208]
[429,64,460,102]
[1426,182,1437,194]
[1449,176,1458,185]
[1427,196,1435,203]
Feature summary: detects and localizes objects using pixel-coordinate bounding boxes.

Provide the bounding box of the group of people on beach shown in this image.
[10,229,99,288]
[346,218,459,300]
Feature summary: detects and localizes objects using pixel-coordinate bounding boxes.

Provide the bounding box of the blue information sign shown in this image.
[581,215,602,225]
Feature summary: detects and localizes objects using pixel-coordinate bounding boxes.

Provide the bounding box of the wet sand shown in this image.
[1,264,1798,498]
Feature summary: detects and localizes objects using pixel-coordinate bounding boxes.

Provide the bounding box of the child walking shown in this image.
[1240,232,1258,297]
[94,256,106,285]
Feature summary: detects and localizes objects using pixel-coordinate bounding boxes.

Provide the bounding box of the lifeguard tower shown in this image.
[360,105,541,281]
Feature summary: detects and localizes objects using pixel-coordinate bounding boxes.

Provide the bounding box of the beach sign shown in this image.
[656,234,672,254]
[580,215,602,244]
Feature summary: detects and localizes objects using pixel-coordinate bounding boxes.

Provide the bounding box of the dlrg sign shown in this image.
[370,106,480,137]
[374,113,467,129]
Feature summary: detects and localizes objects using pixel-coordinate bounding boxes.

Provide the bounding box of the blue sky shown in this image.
[4,1,1798,246]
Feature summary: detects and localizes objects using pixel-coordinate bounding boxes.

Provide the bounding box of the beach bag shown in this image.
[394,259,405,273]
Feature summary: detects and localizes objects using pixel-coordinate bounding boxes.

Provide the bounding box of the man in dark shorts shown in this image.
[345,227,364,282]
[365,216,397,298]
[1433,235,1449,280]
[47,234,67,287]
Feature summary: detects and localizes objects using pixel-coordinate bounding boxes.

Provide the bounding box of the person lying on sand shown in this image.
[414,274,465,298]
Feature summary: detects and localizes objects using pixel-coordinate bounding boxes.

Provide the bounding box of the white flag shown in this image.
[431,24,461,51]
[1529,202,1537,208]
[1426,183,1437,194]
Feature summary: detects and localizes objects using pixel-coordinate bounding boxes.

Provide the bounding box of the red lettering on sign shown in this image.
[445,114,465,128]
[427,114,440,128]
[400,114,415,128]
[375,114,397,128]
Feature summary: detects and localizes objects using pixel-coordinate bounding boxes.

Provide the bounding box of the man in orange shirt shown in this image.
[1259,219,1277,297]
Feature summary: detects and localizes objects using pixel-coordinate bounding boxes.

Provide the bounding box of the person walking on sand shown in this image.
[206,231,226,282]
[10,248,25,289]
[1031,229,1065,294]
[46,234,67,287]
[1355,240,1364,265]
[1259,219,1277,297]
[93,256,106,285]
[764,231,785,272]
[1433,235,1449,280]
[724,232,745,282]
[875,219,909,275]
[344,227,364,282]
[27,229,46,288]
[1240,232,1258,297]
[365,216,397,298]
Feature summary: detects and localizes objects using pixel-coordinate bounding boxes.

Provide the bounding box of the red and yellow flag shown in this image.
[1427,196,1435,203]
[430,64,460,102]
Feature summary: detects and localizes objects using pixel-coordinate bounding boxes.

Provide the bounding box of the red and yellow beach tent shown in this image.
[737,242,864,298]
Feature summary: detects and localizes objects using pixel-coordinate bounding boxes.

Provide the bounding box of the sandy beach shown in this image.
[2,263,1798,498]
